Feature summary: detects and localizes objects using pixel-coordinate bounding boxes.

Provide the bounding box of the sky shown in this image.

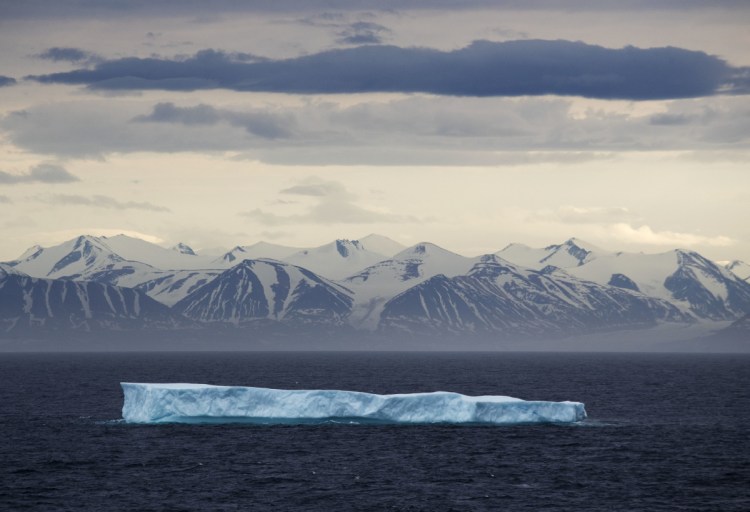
[0,0,749,262]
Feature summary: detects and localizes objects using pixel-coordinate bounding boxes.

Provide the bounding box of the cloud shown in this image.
[4,95,748,162]
[134,102,294,139]
[0,76,16,87]
[136,102,221,125]
[296,11,347,27]
[26,40,749,100]
[0,164,79,184]
[534,206,638,224]
[529,206,735,248]
[39,194,170,212]
[609,223,734,247]
[280,181,350,197]
[0,195,11,204]
[649,113,693,126]
[336,21,391,45]
[241,178,416,225]
[36,47,102,64]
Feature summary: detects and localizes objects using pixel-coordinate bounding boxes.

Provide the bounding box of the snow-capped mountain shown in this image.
[378,255,690,338]
[173,259,353,325]
[8,235,128,280]
[3,234,396,308]
[134,270,222,307]
[8,234,215,276]
[98,234,215,269]
[726,260,750,281]
[497,238,605,270]
[210,235,404,271]
[0,266,179,333]
[4,232,749,348]
[283,239,388,280]
[496,239,750,321]
[567,249,750,320]
[213,242,302,266]
[344,242,478,329]
[5,235,221,307]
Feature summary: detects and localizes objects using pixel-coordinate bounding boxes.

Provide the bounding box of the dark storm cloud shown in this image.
[336,22,391,45]
[3,1,748,19]
[0,76,17,87]
[36,47,101,63]
[134,102,294,139]
[27,40,748,100]
[0,164,79,184]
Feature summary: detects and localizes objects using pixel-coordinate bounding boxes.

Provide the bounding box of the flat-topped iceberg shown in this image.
[121,383,586,425]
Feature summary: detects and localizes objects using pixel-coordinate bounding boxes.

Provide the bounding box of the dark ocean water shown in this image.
[1,351,749,511]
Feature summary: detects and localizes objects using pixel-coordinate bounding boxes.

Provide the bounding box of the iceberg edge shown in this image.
[121,383,586,425]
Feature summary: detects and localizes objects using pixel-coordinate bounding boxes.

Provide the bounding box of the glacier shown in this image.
[121,383,587,425]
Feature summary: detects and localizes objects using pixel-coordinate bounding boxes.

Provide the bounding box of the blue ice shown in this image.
[121,383,586,425]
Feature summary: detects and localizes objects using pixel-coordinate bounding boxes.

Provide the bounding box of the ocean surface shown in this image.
[1,351,749,511]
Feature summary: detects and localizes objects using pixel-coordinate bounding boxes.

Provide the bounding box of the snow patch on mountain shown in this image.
[358,234,406,258]
[283,239,388,280]
[497,238,605,270]
[344,243,478,330]
[0,270,179,332]
[214,242,302,267]
[378,254,690,338]
[173,259,353,325]
[102,234,214,269]
[569,249,750,320]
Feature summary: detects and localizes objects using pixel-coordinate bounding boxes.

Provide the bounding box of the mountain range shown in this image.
[2,234,749,350]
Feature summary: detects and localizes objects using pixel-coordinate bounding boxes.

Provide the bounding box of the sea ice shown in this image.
[121,383,587,425]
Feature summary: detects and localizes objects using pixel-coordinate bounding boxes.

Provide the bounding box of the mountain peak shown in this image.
[395,242,455,259]
[358,234,406,257]
[74,234,104,247]
[335,239,363,257]
[554,237,601,252]
[171,243,196,256]
[16,244,44,261]
[499,242,532,251]
[539,238,597,267]
[564,237,584,247]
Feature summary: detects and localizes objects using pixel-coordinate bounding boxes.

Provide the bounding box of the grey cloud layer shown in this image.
[28,40,749,100]
[0,164,79,184]
[0,76,17,87]
[4,96,748,163]
[134,102,294,139]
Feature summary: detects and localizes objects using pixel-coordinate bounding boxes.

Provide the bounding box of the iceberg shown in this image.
[121,383,587,425]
